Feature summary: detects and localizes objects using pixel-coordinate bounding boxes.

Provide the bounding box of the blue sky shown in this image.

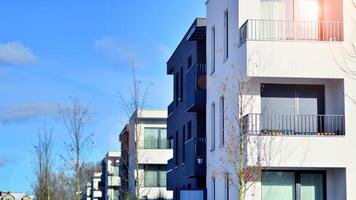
[0,0,205,193]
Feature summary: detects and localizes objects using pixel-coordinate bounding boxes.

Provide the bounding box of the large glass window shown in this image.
[211,27,215,74]
[144,165,167,187]
[210,103,215,151]
[262,171,296,200]
[224,11,229,60]
[219,96,225,147]
[144,128,170,149]
[262,171,325,200]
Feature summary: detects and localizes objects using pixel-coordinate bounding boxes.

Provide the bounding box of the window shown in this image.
[219,96,225,147]
[179,67,184,101]
[210,103,216,151]
[188,55,192,68]
[182,125,186,163]
[187,121,192,140]
[224,10,229,60]
[144,128,170,149]
[211,27,216,74]
[262,171,325,200]
[174,72,179,105]
[144,165,167,187]
[261,84,326,134]
[175,131,179,166]
[211,177,216,200]
[225,173,229,200]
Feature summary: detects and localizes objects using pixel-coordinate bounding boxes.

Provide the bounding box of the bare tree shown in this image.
[59,97,94,200]
[118,66,151,200]
[51,172,74,200]
[33,126,55,200]
[218,76,266,200]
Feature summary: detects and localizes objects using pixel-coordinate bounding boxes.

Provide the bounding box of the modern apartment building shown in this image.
[101,152,121,200]
[119,125,129,200]
[89,173,103,200]
[119,110,173,200]
[206,0,356,200]
[166,18,207,200]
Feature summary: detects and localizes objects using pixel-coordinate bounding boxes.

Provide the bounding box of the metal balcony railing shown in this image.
[240,19,343,44]
[185,63,207,112]
[243,113,345,136]
[184,137,206,178]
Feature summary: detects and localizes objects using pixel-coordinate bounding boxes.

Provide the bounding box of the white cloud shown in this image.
[0,103,59,124]
[94,37,139,65]
[0,41,37,65]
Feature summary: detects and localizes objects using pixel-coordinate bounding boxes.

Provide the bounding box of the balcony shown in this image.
[184,137,206,178]
[185,63,206,112]
[167,158,176,190]
[168,101,175,117]
[240,19,343,44]
[243,113,345,136]
[167,158,175,171]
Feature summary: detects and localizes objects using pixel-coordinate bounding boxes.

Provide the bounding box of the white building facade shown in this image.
[124,110,173,200]
[101,152,121,200]
[206,0,356,200]
[90,173,103,200]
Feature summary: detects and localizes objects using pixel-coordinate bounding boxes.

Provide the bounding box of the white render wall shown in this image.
[206,0,356,200]
[127,110,173,200]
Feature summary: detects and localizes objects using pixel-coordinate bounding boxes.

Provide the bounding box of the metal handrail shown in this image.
[243,113,345,136]
[240,19,344,44]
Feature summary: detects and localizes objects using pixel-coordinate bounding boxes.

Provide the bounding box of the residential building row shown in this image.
[166,0,356,200]
[82,152,120,200]
[84,110,174,200]
[119,110,173,200]
[0,192,32,200]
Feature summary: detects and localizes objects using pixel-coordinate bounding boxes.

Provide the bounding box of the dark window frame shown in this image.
[187,121,192,140]
[144,165,167,187]
[182,125,186,163]
[224,10,229,60]
[262,170,327,200]
[211,26,216,75]
[188,55,193,69]
[143,128,170,149]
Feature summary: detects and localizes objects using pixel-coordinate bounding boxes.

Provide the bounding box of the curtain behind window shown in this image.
[261,0,293,20]
[261,0,294,40]
[144,166,158,187]
[144,128,159,149]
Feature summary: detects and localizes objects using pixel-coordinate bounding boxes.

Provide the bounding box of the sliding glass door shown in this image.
[262,171,296,200]
[260,0,320,40]
[301,173,324,200]
[262,171,325,200]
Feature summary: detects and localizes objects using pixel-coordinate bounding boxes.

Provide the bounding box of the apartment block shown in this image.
[119,110,173,200]
[206,0,356,200]
[90,173,103,200]
[101,152,120,200]
[166,18,207,200]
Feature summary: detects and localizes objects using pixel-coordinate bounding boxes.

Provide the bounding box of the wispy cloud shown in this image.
[94,37,139,65]
[156,44,172,61]
[0,158,10,167]
[0,41,37,65]
[0,103,59,124]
